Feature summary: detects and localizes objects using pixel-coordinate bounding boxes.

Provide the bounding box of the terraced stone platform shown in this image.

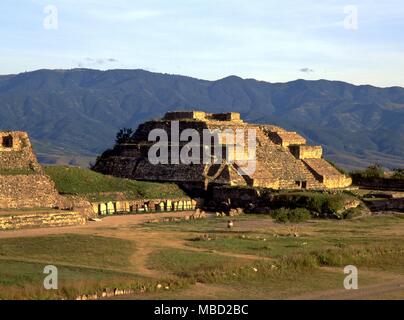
[0,209,86,231]
[93,111,352,191]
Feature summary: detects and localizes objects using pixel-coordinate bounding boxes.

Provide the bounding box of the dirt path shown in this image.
[0,211,195,239]
[114,282,243,300]
[0,212,269,278]
[290,280,404,300]
[4,213,403,300]
[0,212,195,279]
[0,212,286,288]
[290,268,404,300]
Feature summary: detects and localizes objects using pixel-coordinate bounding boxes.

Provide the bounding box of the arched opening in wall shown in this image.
[2,135,13,148]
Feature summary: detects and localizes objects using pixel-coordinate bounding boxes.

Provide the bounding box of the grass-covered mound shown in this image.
[45,166,187,201]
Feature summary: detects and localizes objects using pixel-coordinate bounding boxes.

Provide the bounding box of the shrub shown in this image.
[271,207,311,223]
[271,208,289,223]
[307,194,327,214]
[343,207,363,219]
[351,163,384,179]
[115,128,133,144]
[392,168,404,180]
[270,192,353,218]
[279,254,319,270]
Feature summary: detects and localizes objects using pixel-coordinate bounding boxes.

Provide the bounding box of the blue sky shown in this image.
[1,0,404,87]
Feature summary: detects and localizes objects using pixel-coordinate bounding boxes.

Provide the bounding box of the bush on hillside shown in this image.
[115,128,133,144]
[270,192,353,219]
[392,168,404,180]
[271,207,311,224]
[343,207,363,220]
[351,163,384,179]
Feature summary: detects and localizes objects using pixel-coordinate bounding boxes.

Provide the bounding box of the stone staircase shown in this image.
[295,160,325,190]
[256,128,324,189]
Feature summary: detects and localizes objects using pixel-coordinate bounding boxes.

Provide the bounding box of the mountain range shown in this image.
[0,68,403,170]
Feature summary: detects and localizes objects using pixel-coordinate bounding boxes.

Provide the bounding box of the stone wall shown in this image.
[0,174,60,209]
[91,197,199,215]
[0,131,91,230]
[209,185,260,209]
[323,176,353,189]
[0,132,23,151]
[289,145,323,159]
[0,211,86,231]
[0,131,42,172]
[208,112,242,122]
[266,131,306,147]
[163,111,207,121]
[303,158,352,189]
[59,195,96,218]
[163,111,242,122]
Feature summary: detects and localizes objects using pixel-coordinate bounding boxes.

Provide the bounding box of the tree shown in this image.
[115,128,133,144]
[392,168,404,179]
[363,163,384,178]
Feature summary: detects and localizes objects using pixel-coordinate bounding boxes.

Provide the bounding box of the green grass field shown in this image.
[1,214,404,299]
[141,214,404,299]
[0,234,183,299]
[44,166,187,201]
[0,235,135,270]
[147,248,247,277]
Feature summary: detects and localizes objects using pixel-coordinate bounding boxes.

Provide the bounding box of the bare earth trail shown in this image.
[0,212,272,280]
[290,268,404,300]
[0,212,194,239]
[0,212,194,279]
[1,213,403,300]
[298,280,404,300]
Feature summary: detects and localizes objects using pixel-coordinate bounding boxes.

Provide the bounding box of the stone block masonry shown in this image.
[0,211,86,231]
[163,111,243,122]
[0,131,90,231]
[0,131,62,210]
[289,145,323,159]
[91,197,199,215]
[93,110,352,190]
[266,131,307,147]
[0,131,42,172]
[0,174,60,209]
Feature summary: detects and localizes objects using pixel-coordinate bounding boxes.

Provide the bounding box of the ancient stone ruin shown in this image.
[0,131,86,230]
[93,111,352,191]
[0,131,60,209]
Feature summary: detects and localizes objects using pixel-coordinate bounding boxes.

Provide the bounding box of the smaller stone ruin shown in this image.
[0,131,86,230]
